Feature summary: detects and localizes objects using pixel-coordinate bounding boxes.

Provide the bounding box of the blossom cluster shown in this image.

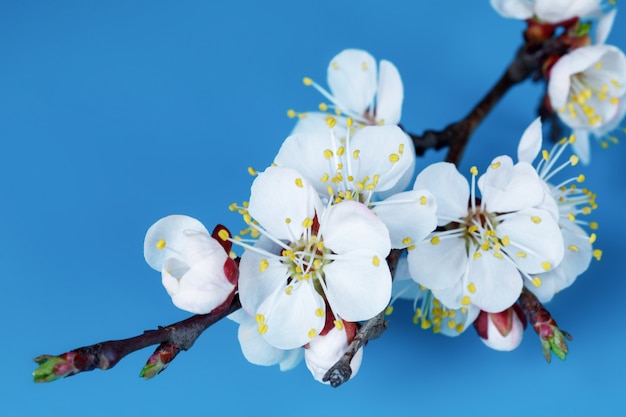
[141,2,623,384]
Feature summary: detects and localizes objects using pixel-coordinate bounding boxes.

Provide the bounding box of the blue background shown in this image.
[2,1,625,416]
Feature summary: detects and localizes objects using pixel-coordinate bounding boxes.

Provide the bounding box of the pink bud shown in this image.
[474,305,527,351]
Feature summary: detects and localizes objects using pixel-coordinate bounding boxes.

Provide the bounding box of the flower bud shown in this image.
[305,321,362,384]
[474,305,527,351]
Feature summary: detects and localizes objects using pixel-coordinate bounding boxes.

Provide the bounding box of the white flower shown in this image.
[548,44,626,163]
[274,123,436,249]
[407,158,564,313]
[237,166,392,350]
[143,215,238,314]
[490,0,602,23]
[474,306,527,351]
[289,48,403,134]
[517,118,600,302]
[304,323,363,384]
[228,310,303,371]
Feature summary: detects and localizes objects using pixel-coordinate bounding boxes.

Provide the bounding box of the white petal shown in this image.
[238,238,289,315]
[162,253,233,314]
[407,236,468,290]
[305,327,363,384]
[323,250,392,322]
[595,9,617,45]
[371,189,437,248]
[259,280,326,350]
[490,0,533,19]
[321,200,391,256]
[498,208,565,274]
[144,214,209,271]
[572,130,591,164]
[327,49,377,116]
[413,162,469,225]
[235,312,304,369]
[535,0,600,22]
[517,117,543,164]
[479,157,544,213]
[289,112,344,136]
[350,125,415,192]
[375,59,403,125]
[248,166,323,241]
[466,251,523,313]
[274,131,338,197]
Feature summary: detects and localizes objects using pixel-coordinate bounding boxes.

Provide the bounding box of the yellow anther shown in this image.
[501,236,510,246]
[308,328,317,339]
[517,252,527,258]
[323,149,333,160]
[567,213,576,222]
[531,216,542,224]
[326,117,337,128]
[447,320,457,329]
[318,103,328,111]
[473,252,482,260]
[461,296,471,306]
[402,237,413,245]
[332,61,339,70]
[456,324,465,333]
[287,109,297,118]
[302,217,313,228]
[303,77,313,86]
[493,252,504,259]
[346,117,353,128]
[568,245,580,252]
[593,249,603,261]
[589,116,602,125]
[327,185,334,196]
[389,153,400,163]
[577,174,585,183]
[468,225,478,234]
[470,166,478,176]
[601,141,610,149]
[430,236,440,245]
[590,221,599,230]
[541,261,551,271]
[315,308,324,317]
[421,319,432,330]
[610,136,620,144]
[154,239,166,250]
[582,207,592,215]
[419,195,427,205]
[361,61,367,71]
[532,277,542,287]
[570,155,579,166]
[258,324,268,335]
[285,285,293,295]
[595,61,603,69]
[490,161,501,169]
[611,78,621,88]
[568,134,576,144]
[385,306,394,315]
[334,320,344,330]
[256,314,265,323]
[247,166,258,176]
[217,229,229,241]
[610,97,620,105]
[407,245,416,251]
[372,256,380,267]
[589,233,597,244]
[467,283,476,294]
[542,150,550,161]
[229,251,236,259]
[298,113,307,119]
[295,178,304,188]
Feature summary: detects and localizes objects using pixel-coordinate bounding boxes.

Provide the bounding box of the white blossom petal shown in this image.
[248,166,323,241]
[490,0,534,20]
[517,117,543,164]
[413,162,469,225]
[327,49,377,117]
[466,251,523,313]
[375,59,403,125]
[534,0,600,23]
[371,189,437,249]
[408,236,468,291]
[323,250,392,321]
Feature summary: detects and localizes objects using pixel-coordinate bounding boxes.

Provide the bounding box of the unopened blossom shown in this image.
[237,166,392,350]
[490,0,602,23]
[229,310,303,371]
[407,158,564,313]
[517,118,599,302]
[274,122,436,249]
[289,48,403,135]
[144,215,238,314]
[305,323,363,384]
[474,305,527,351]
[548,44,626,163]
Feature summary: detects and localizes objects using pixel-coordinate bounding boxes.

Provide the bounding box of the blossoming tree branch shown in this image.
[33,0,624,387]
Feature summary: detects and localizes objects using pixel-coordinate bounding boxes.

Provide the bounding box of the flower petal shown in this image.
[323,250,392,322]
[407,236,468,290]
[305,327,363,384]
[413,162,469,225]
[376,59,403,125]
[517,117,543,164]
[327,49,377,117]
[535,0,600,23]
[371,189,437,249]
[259,280,326,350]
[144,214,209,271]
[321,200,391,256]
[490,0,533,20]
[249,166,323,241]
